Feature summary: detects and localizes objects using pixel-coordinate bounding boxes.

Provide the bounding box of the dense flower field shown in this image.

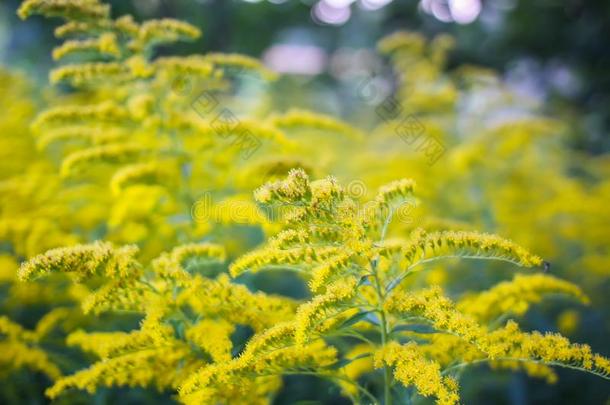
[1,0,609,404]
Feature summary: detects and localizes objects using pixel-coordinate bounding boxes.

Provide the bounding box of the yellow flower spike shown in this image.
[0,315,36,341]
[239,321,297,364]
[18,0,111,21]
[60,143,148,178]
[458,274,590,322]
[375,342,460,405]
[180,321,335,405]
[203,52,279,81]
[54,20,113,38]
[185,319,234,363]
[45,345,193,398]
[229,245,342,278]
[34,308,72,339]
[269,108,364,139]
[80,279,150,314]
[249,338,337,374]
[0,340,62,380]
[378,31,426,55]
[399,228,544,274]
[387,288,610,382]
[294,277,359,345]
[109,162,166,196]
[385,286,486,344]
[169,242,226,265]
[154,55,215,78]
[376,178,416,203]
[66,328,169,360]
[113,15,140,36]
[136,18,201,48]
[151,242,226,282]
[309,253,353,293]
[310,176,345,206]
[254,167,312,205]
[480,321,610,380]
[125,55,155,78]
[32,103,131,132]
[50,62,130,85]
[52,32,121,61]
[179,360,281,405]
[35,126,127,150]
[268,229,310,249]
[0,316,62,380]
[18,241,140,282]
[177,275,297,332]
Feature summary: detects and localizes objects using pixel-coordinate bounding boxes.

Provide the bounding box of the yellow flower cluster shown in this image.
[52,32,121,60]
[400,228,544,270]
[18,241,139,282]
[458,273,590,322]
[36,126,127,150]
[385,286,485,342]
[54,19,112,38]
[386,285,610,383]
[185,319,234,363]
[229,245,342,277]
[254,168,312,204]
[46,345,194,398]
[482,321,610,379]
[294,277,358,344]
[109,162,167,196]
[154,56,215,78]
[179,323,336,404]
[374,342,460,405]
[50,62,130,85]
[136,19,201,49]
[269,109,364,140]
[16,238,304,401]
[60,143,148,178]
[32,102,130,132]
[309,252,353,292]
[378,31,426,55]
[18,0,110,21]
[178,274,297,332]
[152,242,226,282]
[204,53,279,81]
[0,316,62,380]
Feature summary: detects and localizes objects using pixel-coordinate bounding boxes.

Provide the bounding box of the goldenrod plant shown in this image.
[358,32,610,307]
[17,0,359,259]
[17,170,610,404]
[0,0,609,403]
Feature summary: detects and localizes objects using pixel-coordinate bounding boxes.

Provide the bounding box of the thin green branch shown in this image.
[441,357,610,381]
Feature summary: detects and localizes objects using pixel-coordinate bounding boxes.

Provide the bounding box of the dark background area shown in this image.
[1,0,609,152]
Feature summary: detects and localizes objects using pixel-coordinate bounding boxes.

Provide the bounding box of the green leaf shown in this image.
[336,311,372,330]
[327,353,372,370]
[392,324,437,334]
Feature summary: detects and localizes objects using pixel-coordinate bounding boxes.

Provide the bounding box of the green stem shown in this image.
[380,310,392,405]
[371,255,392,405]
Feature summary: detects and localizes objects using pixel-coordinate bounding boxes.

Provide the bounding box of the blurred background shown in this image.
[1,0,609,152]
[1,1,609,404]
